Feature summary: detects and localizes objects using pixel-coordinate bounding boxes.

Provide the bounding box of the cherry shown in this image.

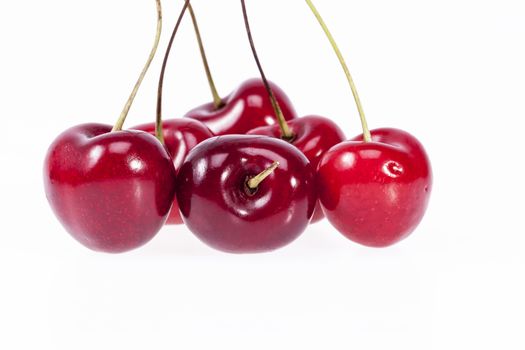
[183,2,297,136]
[132,119,213,224]
[44,0,177,253]
[176,135,317,254]
[44,124,177,252]
[185,78,297,136]
[248,115,346,222]
[130,1,218,225]
[317,129,432,247]
[306,0,432,246]
[237,0,345,223]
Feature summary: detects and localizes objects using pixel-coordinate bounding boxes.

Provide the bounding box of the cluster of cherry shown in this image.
[44,0,432,254]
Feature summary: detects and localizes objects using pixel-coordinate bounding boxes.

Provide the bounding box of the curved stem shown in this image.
[247,162,279,190]
[113,0,163,132]
[240,0,293,141]
[305,0,371,142]
[188,4,223,110]
[156,0,191,144]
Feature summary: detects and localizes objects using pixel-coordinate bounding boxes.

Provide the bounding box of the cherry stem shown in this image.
[188,4,223,110]
[156,0,191,144]
[113,0,163,132]
[247,161,279,190]
[305,0,371,142]
[240,0,293,141]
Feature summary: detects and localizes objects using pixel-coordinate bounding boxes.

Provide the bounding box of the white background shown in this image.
[1,0,524,349]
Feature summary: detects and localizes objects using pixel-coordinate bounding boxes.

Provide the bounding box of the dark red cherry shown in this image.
[317,128,432,247]
[44,124,177,253]
[248,115,346,222]
[176,135,316,253]
[132,118,214,224]
[185,78,297,135]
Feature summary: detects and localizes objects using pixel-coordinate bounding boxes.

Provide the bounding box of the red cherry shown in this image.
[176,135,317,253]
[316,128,432,247]
[44,124,177,253]
[185,78,297,135]
[132,119,214,224]
[248,115,346,223]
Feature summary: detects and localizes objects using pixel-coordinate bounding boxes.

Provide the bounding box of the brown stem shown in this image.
[188,4,223,109]
[156,0,191,143]
[240,0,293,141]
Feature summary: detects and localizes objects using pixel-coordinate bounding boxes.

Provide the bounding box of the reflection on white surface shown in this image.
[8,1,524,347]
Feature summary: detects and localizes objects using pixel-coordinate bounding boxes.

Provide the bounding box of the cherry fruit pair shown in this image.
[44,0,432,254]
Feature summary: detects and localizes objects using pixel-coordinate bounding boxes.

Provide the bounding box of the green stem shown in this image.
[305,0,371,142]
[156,0,191,144]
[240,0,294,141]
[188,4,223,110]
[247,162,279,190]
[113,0,163,132]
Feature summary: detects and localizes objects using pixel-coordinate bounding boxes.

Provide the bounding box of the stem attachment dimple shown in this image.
[113,0,163,132]
[188,4,223,110]
[305,0,371,142]
[240,0,294,141]
[247,161,279,191]
[156,0,191,144]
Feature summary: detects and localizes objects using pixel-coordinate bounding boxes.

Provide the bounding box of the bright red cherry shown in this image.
[44,124,177,253]
[132,119,214,224]
[185,78,297,135]
[301,1,432,246]
[248,115,346,222]
[316,128,432,247]
[176,135,317,253]
[43,0,177,253]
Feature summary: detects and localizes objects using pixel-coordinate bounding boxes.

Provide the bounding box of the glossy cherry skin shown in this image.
[248,115,346,223]
[177,135,317,253]
[132,119,214,224]
[317,128,432,247]
[185,78,297,135]
[44,124,177,253]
